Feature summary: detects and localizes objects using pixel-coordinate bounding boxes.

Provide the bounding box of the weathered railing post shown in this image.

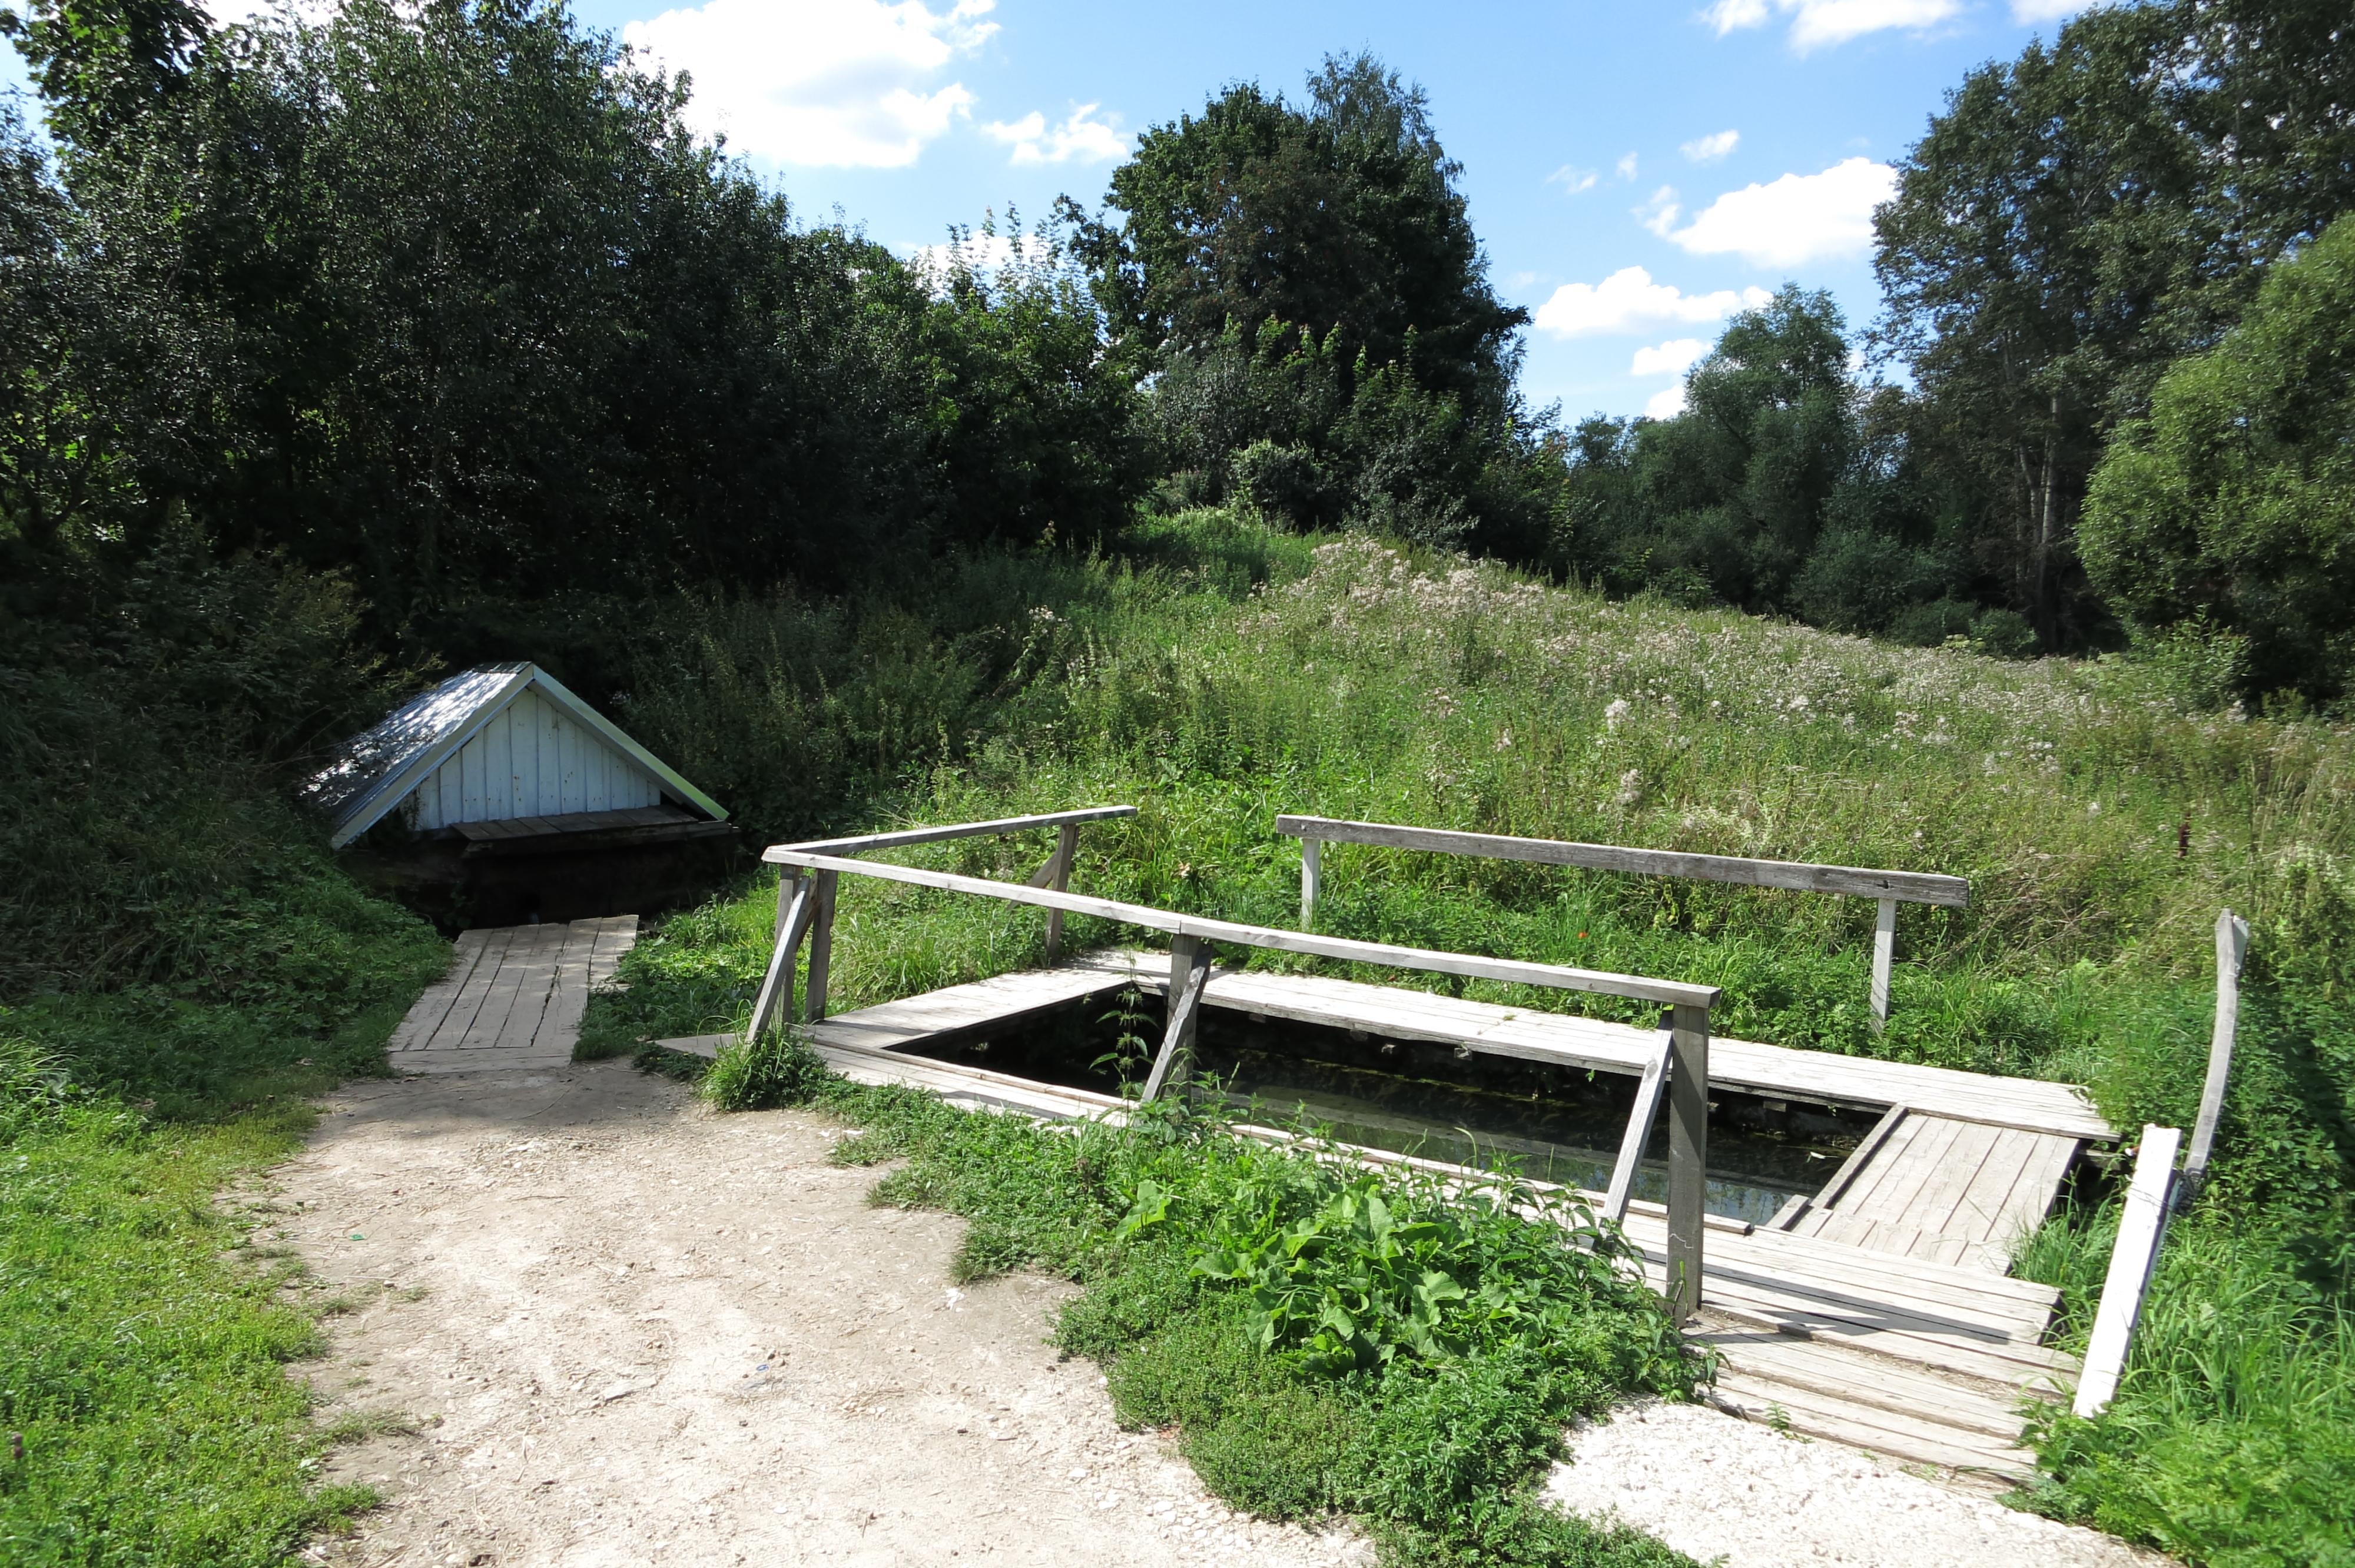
[1868,896,1897,1033]
[1043,822,1080,963]
[804,869,840,1022]
[1299,836,1321,929]
[1665,1002,1712,1320]
[2180,909,2250,1204]
[1140,935,1213,1101]
[744,869,812,1043]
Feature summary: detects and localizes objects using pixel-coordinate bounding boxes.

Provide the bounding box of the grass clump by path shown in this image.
[698,1030,1701,1568]
[599,511,2355,1566]
[0,1030,393,1566]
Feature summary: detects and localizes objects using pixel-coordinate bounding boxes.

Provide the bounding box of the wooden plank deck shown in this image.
[657,947,2098,1484]
[387,915,637,1073]
[1069,951,2111,1140]
[1776,1109,2084,1273]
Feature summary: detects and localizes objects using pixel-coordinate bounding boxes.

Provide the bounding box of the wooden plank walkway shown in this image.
[660,947,2103,1484]
[1772,1108,2084,1273]
[389,915,637,1074]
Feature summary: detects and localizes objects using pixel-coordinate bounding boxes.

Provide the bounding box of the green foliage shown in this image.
[698,1031,833,1112]
[2018,1209,2355,1567]
[693,1042,1696,1566]
[2082,213,2355,706]
[0,1077,374,1564]
[1872,0,2355,649]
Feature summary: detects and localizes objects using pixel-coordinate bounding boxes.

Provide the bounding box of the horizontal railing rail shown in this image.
[772,805,1137,859]
[1275,814,1966,1032]
[762,849,1723,1011]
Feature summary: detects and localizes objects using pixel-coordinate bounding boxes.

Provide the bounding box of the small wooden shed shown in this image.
[310,662,734,926]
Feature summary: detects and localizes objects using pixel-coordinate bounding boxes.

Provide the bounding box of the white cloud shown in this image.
[2011,0,2099,18]
[623,0,997,168]
[1548,165,1600,195]
[1632,338,1710,377]
[1656,157,1896,267]
[984,103,1127,165]
[1703,0,1965,52]
[1681,129,1739,163]
[1638,185,1683,239]
[1534,267,1771,338]
[1645,384,1690,419]
[1616,152,1640,181]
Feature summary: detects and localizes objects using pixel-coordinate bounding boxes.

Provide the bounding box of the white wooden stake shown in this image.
[1868,896,1897,1033]
[2073,1124,2181,1418]
[1300,836,1321,930]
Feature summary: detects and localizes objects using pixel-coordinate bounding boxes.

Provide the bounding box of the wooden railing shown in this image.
[1276,815,1969,1033]
[747,806,1137,1041]
[756,811,1723,1318]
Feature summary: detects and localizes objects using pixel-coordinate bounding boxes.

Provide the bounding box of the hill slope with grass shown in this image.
[602,511,2354,1568]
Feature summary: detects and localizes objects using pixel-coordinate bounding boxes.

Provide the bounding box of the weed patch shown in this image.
[697,1037,1702,1564]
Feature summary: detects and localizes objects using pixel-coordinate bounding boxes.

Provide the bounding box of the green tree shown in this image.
[1086,53,1524,407]
[1873,0,2355,650]
[2081,213,2355,705]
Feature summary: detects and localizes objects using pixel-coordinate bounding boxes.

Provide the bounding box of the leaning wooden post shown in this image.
[1043,822,1080,964]
[1602,1015,1674,1224]
[744,870,812,1043]
[2074,1124,2182,1418]
[1868,896,1898,1033]
[1139,935,1212,1101]
[803,870,840,1022]
[1300,837,1321,929]
[2180,909,2250,1204]
[1664,1001,1711,1320]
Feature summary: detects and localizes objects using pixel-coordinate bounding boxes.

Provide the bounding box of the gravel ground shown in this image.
[273,1060,1372,1567]
[1543,1401,2170,1568]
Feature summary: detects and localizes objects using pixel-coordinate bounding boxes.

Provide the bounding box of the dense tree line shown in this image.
[4,0,2351,724]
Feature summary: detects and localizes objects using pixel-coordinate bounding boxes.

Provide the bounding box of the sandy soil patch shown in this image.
[268,1061,1371,1567]
[1543,1400,2170,1567]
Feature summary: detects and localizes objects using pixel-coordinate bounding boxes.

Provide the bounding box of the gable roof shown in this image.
[310,662,727,848]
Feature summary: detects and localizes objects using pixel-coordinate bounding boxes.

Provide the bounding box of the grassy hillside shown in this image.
[602,511,2354,1567]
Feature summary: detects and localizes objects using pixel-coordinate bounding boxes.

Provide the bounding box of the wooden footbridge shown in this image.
[658,806,2223,1489]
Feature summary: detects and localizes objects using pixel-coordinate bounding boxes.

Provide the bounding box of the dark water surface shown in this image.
[909,996,1877,1227]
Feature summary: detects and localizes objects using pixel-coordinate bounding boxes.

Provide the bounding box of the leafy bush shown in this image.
[2083,211,2355,706]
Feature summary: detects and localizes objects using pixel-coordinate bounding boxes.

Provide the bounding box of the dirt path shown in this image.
[273,1061,1371,1567]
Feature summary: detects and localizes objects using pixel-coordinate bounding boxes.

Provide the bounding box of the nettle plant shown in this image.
[1124,1162,1641,1376]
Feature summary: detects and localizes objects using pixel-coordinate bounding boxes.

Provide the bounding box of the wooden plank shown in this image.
[532,919,603,1054]
[1095,955,2108,1138]
[1696,1328,2029,1438]
[764,851,1723,1010]
[745,881,814,1042]
[1271,815,1970,907]
[1780,1104,1909,1233]
[489,925,568,1052]
[434,927,519,1051]
[1706,1373,2034,1477]
[387,930,493,1053]
[2182,910,2249,1200]
[765,806,1137,859]
[1603,1025,1672,1222]
[2073,1124,2181,1417]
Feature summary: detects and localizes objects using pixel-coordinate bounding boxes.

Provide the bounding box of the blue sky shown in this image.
[8,0,2096,418]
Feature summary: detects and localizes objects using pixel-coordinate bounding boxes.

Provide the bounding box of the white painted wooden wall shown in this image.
[410,689,664,828]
